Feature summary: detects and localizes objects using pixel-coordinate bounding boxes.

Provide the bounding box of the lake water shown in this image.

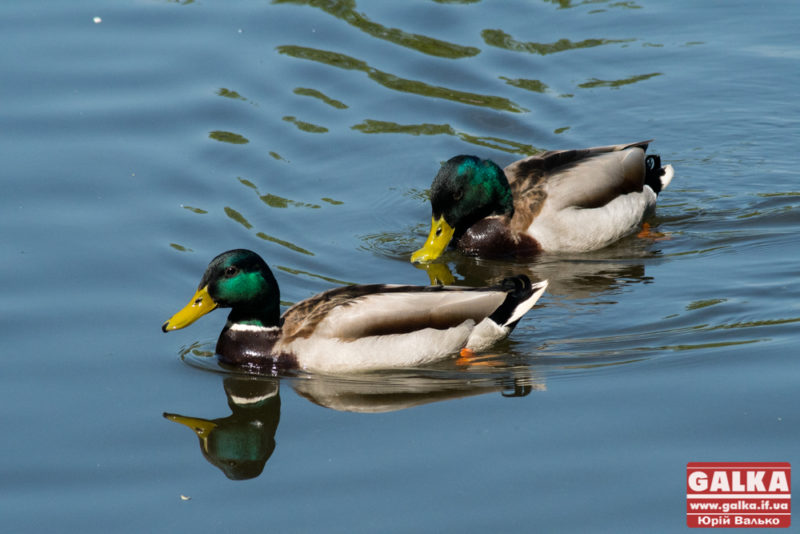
[2,0,798,531]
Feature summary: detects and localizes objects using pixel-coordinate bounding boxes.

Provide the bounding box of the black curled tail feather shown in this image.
[645,154,665,194]
[488,275,534,329]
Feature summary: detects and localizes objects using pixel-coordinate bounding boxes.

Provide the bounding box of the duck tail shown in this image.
[645,154,674,195]
[489,276,548,330]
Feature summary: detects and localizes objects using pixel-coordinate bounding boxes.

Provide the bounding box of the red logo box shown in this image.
[687,462,791,528]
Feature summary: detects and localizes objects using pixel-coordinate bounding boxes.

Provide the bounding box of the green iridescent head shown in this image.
[162,249,281,331]
[411,155,514,263]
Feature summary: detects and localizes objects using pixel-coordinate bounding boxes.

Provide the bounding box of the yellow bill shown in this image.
[414,262,456,286]
[164,413,218,439]
[410,216,455,263]
[162,285,218,332]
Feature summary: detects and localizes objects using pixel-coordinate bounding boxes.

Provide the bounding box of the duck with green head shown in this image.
[163,249,548,373]
[411,140,674,263]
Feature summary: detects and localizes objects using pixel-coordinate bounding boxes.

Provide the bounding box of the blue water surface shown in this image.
[1,0,798,532]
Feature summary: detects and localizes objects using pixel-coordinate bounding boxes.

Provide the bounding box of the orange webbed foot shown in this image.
[637,222,671,241]
[456,348,501,368]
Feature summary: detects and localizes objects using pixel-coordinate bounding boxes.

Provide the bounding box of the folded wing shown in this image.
[281,284,511,342]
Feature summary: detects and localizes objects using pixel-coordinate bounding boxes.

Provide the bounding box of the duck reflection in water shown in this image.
[416,251,654,300]
[164,375,280,480]
[291,363,542,414]
[165,364,542,479]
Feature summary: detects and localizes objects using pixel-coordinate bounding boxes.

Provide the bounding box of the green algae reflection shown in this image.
[276,265,354,286]
[209,131,249,144]
[238,177,322,209]
[182,205,208,214]
[501,77,574,99]
[274,0,479,59]
[238,177,343,208]
[352,120,455,136]
[686,299,727,311]
[544,0,641,10]
[256,232,315,256]
[217,88,247,101]
[482,29,633,55]
[352,119,539,156]
[500,77,549,94]
[578,72,663,89]
[278,45,526,113]
[223,206,314,256]
[293,87,348,109]
[224,207,253,229]
[283,116,328,133]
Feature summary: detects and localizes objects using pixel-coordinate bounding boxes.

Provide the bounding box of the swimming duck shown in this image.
[411,140,674,263]
[162,249,548,373]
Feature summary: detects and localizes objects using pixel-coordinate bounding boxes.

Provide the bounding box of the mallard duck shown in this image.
[411,140,674,262]
[162,250,548,373]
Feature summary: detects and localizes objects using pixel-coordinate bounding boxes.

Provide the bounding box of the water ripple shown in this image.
[276,0,481,59]
[277,45,527,112]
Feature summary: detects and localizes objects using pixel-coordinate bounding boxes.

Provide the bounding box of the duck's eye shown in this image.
[453,190,464,201]
[225,266,238,277]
